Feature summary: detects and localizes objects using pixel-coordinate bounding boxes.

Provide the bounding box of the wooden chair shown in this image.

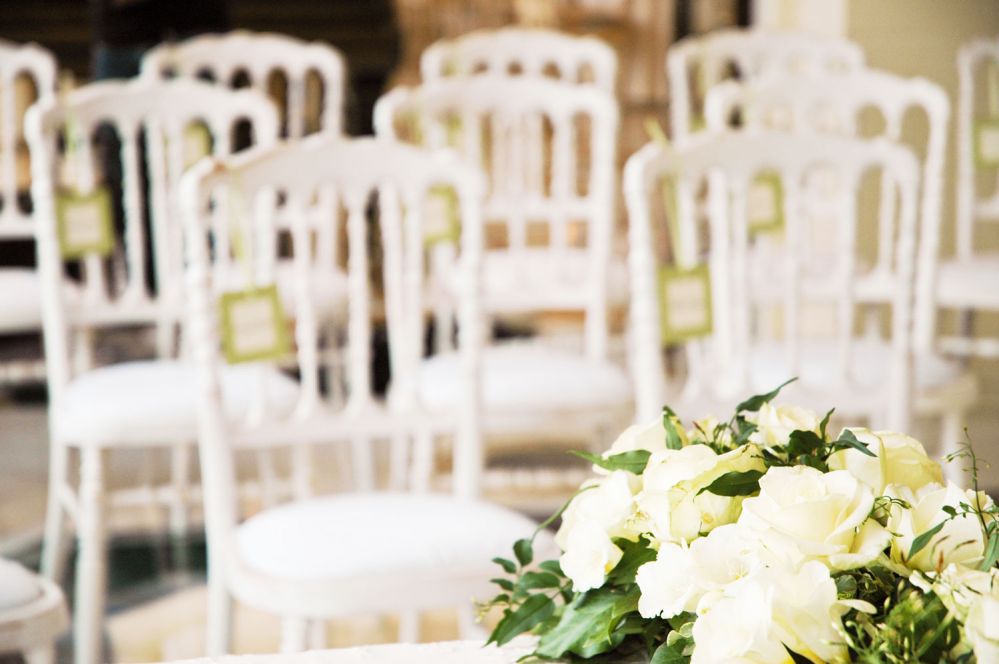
[180,135,545,654]
[666,28,864,141]
[0,39,56,384]
[703,70,976,480]
[142,30,347,138]
[25,77,280,664]
[0,558,68,664]
[625,131,920,431]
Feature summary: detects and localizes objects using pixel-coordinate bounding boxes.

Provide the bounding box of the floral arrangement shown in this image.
[483,382,999,663]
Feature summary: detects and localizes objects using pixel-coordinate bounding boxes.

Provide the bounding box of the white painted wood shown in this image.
[181,135,549,654]
[421,27,617,92]
[24,77,279,664]
[142,30,347,138]
[666,28,864,141]
[0,561,67,664]
[625,131,920,431]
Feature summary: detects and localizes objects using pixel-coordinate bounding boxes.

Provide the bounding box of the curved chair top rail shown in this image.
[421,27,617,92]
[0,39,57,234]
[141,30,346,137]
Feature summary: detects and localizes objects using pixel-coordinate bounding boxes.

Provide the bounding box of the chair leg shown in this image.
[280,617,308,653]
[169,443,191,569]
[940,410,968,488]
[205,567,233,656]
[74,448,108,664]
[41,444,70,583]
[306,620,327,650]
[24,645,56,664]
[457,605,487,640]
[396,610,419,643]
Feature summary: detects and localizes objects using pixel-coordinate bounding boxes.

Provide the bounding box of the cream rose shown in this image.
[637,444,765,544]
[559,521,623,593]
[691,560,849,664]
[886,481,993,573]
[748,402,820,447]
[606,418,674,456]
[828,428,943,494]
[739,466,891,571]
[967,582,999,663]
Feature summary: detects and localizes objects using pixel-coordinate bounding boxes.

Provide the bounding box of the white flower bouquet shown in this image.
[483,381,999,663]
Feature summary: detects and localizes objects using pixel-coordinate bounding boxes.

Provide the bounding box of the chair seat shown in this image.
[57,359,300,445]
[418,343,632,414]
[936,254,999,309]
[0,559,41,613]
[0,268,79,334]
[236,492,541,581]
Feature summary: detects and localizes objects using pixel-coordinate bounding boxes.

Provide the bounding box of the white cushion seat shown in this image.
[0,268,80,334]
[0,559,41,612]
[935,254,999,309]
[56,359,300,445]
[236,492,545,580]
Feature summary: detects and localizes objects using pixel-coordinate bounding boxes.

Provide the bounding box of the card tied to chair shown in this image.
[219,285,291,364]
[975,64,999,171]
[56,187,115,259]
[424,184,461,247]
[659,264,713,345]
[747,172,784,235]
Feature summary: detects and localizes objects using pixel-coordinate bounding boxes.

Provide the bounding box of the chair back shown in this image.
[704,70,949,351]
[25,78,278,407]
[421,27,617,92]
[667,28,864,141]
[0,39,55,235]
[374,76,618,360]
[181,136,486,535]
[142,30,346,138]
[624,131,919,428]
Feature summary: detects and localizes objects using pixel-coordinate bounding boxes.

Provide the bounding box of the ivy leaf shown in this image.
[663,405,684,450]
[735,378,796,413]
[787,429,824,459]
[831,429,877,457]
[651,642,690,664]
[513,538,533,567]
[490,577,514,591]
[536,588,638,658]
[518,571,561,590]
[486,593,555,646]
[492,557,516,574]
[908,521,946,561]
[784,644,813,664]
[697,469,764,497]
[835,574,857,599]
[606,538,657,585]
[979,531,999,571]
[572,450,652,475]
[819,408,835,440]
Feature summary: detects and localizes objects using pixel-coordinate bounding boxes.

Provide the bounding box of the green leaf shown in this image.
[651,642,689,664]
[492,557,516,574]
[536,588,638,658]
[979,530,999,571]
[834,574,857,599]
[908,521,946,561]
[819,408,835,440]
[663,405,684,450]
[490,577,514,591]
[733,419,757,445]
[832,429,877,458]
[539,560,564,576]
[735,378,796,413]
[606,538,657,585]
[513,538,533,567]
[572,449,652,475]
[486,593,555,646]
[518,571,561,590]
[786,429,824,459]
[697,469,764,497]
[784,644,814,664]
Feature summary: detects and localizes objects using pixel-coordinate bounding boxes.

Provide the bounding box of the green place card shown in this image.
[974,118,999,170]
[659,263,713,345]
[219,284,291,364]
[182,124,213,169]
[424,184,461,247]
[56,187,115,259]
[748,172,784,235]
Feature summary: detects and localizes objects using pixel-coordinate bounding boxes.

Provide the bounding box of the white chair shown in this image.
[666,28,865,141]
[0,558,68,664]
[375,77,631,472]
[938,37,999,359]
[142,30,347,138]
[180,135,545,654]
[703,71,977,478]
[421,27,617,92]
[25,77,281,664]
[0,39,56,383]
[625,131,920,432]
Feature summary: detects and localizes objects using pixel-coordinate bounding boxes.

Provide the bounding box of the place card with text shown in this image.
[56,187,115,259]
[219,285,291,364]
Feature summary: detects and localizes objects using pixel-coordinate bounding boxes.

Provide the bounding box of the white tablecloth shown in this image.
[170,640,535,664]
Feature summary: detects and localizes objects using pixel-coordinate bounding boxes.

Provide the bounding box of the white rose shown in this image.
[688,417,732,447]
[637,444,765,543]
[606,418,674,456]
[692,561,849,663]
[555,470,638,551]
[912,564,998,620]
[828,428,943,494]
[967,582,999,664]
[637,524,770,620]
[739,466,891,571]
[748,403,820,447]
[559,521,623,592]
[886,482,993,573]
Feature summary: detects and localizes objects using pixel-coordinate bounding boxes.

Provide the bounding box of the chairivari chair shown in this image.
[180,135,546,654]
[25,77,282,664]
